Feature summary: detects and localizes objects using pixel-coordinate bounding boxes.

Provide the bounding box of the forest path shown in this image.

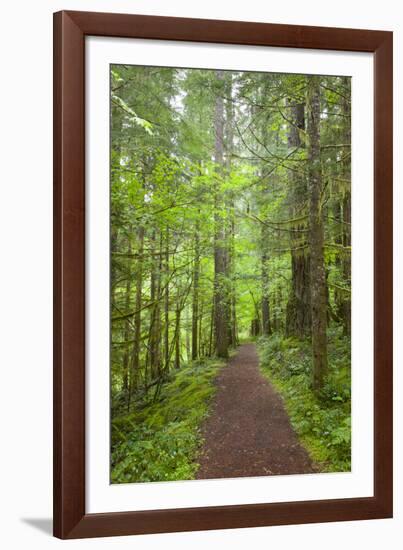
[196,343,316,479]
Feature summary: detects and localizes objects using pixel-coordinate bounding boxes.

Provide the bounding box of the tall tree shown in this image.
[285,94,312,337]
[335,76,351,335]
[224,74,238,346]
[213,70,229,358]
[191,217,200,360]
[307,76,328,389]
[148,230,162,381]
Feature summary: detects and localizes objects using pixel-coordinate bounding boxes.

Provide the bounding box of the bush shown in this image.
[111,358,223,483]
[258,327,351,472]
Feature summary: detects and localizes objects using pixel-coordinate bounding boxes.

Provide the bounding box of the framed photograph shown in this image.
[53,10,393,539]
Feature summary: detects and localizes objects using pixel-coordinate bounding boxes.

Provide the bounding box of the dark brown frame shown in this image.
[53,10,393,539]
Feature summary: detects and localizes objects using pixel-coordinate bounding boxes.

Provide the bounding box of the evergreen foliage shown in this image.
[110,65,351,481]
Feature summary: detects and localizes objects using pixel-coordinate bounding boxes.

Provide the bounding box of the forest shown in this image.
[110,65,351,483]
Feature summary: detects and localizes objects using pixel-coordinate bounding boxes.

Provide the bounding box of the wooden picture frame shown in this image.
[53,10,393,539]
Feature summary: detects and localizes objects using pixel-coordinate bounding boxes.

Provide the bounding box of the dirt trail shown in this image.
[196,343,316,479]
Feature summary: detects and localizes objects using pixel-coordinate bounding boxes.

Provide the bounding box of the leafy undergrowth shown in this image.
[111,358,224,483]
[258,328,351,473]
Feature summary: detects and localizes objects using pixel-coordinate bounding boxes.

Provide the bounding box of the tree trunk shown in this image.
[164,229,170,370]
[185,305,191,361]
[198,301,204,357]
[225,74,237,348]
[285,99,312,337]
[208,302,214,357]
[174,305,181,369]
[122,239,132,395]
[261,220,272,336]
[307,76,328,390]
[129,225,144,394]
[148,230,162,381]
[191,221,200,360]
[340,193,351,335]
[335,76,351,336]
[213,70,229,358]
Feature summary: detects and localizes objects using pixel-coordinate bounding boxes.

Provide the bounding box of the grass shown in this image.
[111,358,224,483]
[257,327,351,473]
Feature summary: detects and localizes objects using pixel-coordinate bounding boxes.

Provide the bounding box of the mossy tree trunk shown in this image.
[213,70,229,358]
[307,76,328,390]
[285,99,311,338]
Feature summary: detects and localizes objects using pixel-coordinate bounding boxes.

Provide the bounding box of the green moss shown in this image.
[111,358,224,483]
[257,329,351,473]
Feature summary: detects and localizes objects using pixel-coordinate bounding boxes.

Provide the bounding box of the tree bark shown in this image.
[307,76,328,390]
[185,305,191,361]
[122,239,132,395]
[164,229,170,370]
[129,225,144,394]
[191,220,200,360]
[285,99,312,337]
[174,305,181,369]
[225,74,237,348]
[213,70,229,358]
[261,212,272,336]
[336,76,351,335]
[148,230,162,381]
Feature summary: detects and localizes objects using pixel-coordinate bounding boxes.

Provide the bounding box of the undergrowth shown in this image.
[258,328,351,473]
[111,358,224,483]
